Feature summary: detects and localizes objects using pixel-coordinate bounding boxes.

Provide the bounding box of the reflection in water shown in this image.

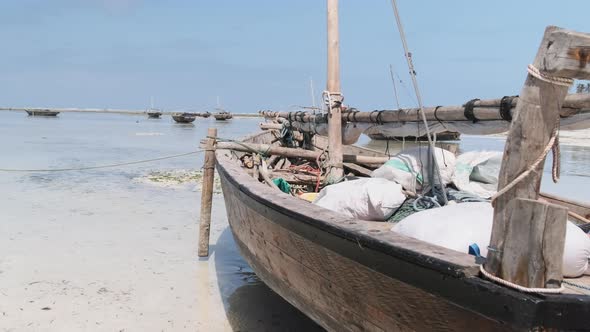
[214,226,324,331]
[226,283,324,332]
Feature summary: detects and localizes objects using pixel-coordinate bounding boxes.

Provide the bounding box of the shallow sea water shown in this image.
[0,111,588,331]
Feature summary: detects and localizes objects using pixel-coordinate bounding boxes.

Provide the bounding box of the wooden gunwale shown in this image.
[216,130,590,330]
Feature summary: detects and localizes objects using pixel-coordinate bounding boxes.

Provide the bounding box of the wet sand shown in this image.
[0,180,321,331]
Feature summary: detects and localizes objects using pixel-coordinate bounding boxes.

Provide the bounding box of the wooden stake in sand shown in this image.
[198,127,217,257]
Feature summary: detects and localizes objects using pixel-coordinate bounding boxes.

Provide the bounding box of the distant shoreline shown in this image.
[0,108,262,117]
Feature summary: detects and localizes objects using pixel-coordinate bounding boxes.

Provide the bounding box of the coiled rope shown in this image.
[0,150,203,172]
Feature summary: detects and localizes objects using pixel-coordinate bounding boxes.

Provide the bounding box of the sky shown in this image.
[0,0,589,113]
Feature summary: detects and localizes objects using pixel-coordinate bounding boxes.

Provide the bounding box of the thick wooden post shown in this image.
[485,26,590,288]
[198,127,217,257]
[500,199,567,288]
[326,0,344,182]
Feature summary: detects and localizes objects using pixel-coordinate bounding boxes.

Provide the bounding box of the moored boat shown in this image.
[214,111,233,121]
[171,112,197,123]
[366,130,461,141]
[200,2,590,330]
[147,110,162,118]
[147,111,162,119]
[25,109,60,116]
[215,130,590,331]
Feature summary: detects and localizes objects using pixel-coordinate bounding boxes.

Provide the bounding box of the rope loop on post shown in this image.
[479,265,564,294]
[491,126,561,206]
[322,90,344,114]
[376,110,385,125]
[463,99,480,123]
[499,96,516,122]
[433,106,444,125]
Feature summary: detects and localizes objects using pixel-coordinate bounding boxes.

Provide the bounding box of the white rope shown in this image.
[527,64,574,87]
[479,265,564,294]
[491,128,558,205]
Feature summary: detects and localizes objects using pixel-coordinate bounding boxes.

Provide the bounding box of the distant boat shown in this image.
[200,111,211,118]
[214,96,232,120]
[147,97,162,118]
[147,109,162,119]
[171,112,197,123]
[366,130,461,141]
[26,110,60,116]
[214,111,233,121]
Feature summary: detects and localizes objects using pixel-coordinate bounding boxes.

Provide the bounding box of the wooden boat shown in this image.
[171,112,196,123]
[214,111,233,121]
[199,2,590,329]
[147,109,162,118]
[200,111,211,118]
[26,109,59,116]
[215,129,590,331]
[367,130,461,141]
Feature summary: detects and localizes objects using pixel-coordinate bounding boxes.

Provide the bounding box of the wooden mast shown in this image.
[326,0,344,182]
[485,26,590,288]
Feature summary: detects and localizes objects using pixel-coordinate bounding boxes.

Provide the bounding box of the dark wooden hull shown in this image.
[147,112,162,118]
[171,114,196,123]
[368,131,461,141]
[214,113,233,120]
[26,110,60,116]
[215,132,590,331]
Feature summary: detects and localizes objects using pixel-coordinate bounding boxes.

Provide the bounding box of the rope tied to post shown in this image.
[463,99,480,123]
[490,63,573,206]
[490,126,560,206]
[479,265,564,294]
[527,64,574,87]
[322,90,343,115]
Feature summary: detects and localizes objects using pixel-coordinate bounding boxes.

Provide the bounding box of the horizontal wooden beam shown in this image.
[260,93,590,124]
[214,141,388,166]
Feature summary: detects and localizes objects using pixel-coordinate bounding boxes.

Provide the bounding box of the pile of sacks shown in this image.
[392,202,590,277]
[313,147,456,221]
[311,147,590,277]
[313,147,507,221]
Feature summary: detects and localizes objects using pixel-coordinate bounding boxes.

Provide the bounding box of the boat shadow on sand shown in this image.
[213,227,324,331]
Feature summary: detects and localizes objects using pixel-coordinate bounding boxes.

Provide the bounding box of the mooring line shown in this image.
[0,150,203,172]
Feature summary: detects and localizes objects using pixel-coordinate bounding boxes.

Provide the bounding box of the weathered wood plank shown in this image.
[500,199,567,288]
[540,191,590,221]
[223,184,503,331]
[343,162,373,177]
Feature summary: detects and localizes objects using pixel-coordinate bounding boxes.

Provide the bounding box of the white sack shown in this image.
[313,178,406,221]
[371,147,456,194]
[392,202,590,277]
[452,151,503,198]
